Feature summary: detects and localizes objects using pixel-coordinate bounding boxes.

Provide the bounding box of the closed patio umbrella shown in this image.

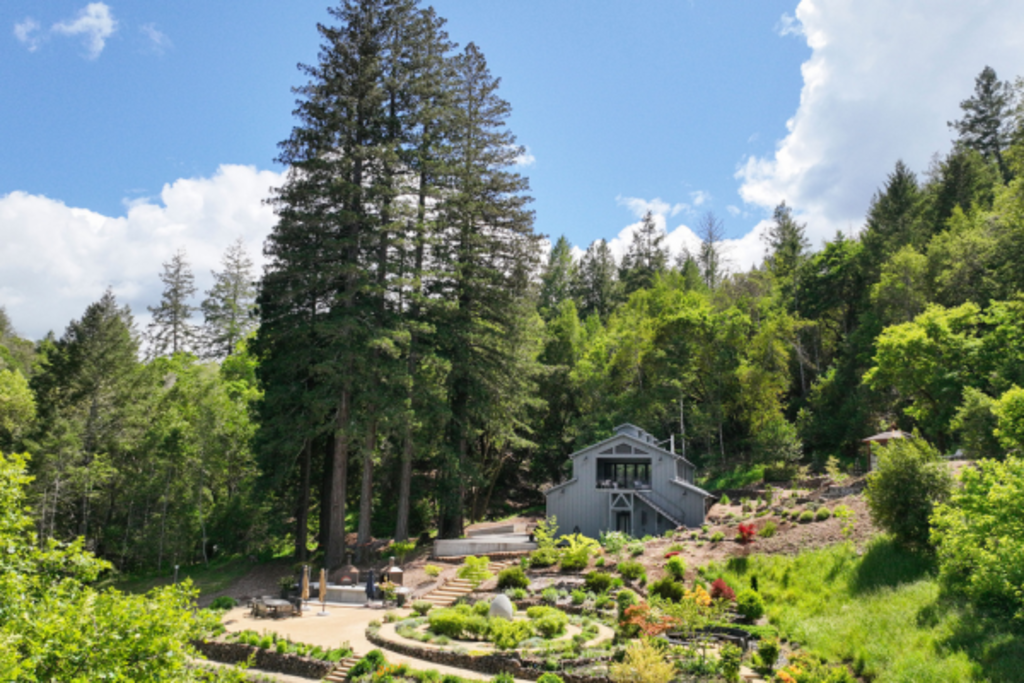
[301,565,310,612]
[365,569,375,605]
[317,567,329,616]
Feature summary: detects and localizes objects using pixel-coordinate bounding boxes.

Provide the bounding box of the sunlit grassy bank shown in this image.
[705,538,1024,682]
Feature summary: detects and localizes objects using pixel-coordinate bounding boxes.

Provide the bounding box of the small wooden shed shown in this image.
[861,430,914,471]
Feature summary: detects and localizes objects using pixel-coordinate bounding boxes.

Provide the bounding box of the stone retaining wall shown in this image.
[191,640,334,679]
[365,628,610,683]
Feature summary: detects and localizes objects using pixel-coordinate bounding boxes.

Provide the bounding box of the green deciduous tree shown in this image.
[865,435,952,548]
[931,455,1024,620]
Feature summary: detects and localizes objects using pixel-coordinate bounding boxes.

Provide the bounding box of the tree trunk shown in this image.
[357,419,377,563]
[319,435,333,552]
[394,423,414,542]
[326,394,350,570]
[295,438,312,561]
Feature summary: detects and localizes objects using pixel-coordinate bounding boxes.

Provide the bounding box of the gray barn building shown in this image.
[544,423,714,538]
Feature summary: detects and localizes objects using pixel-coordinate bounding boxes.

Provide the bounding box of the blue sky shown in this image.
[3,1,1024,338]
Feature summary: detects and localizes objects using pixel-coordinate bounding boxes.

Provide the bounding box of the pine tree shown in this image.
[696,211,727,290]
[147,249,198,357]
[620,210,669,294]
[763,201,810,282]
[260,0,452,565]
[948,66,1014,178]
[861,160,923,274]
[539,236,579,317]
[577,238,619,319]
[201,238,257,359]
[432,42,540,538]
[30,290,142,544]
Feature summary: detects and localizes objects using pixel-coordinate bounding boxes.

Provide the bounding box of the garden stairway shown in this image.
[419,577,475,607]
[419,560,517,607]
[323,654,362,682]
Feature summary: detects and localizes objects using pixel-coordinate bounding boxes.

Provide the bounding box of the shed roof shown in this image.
[567,430,696,469]
[861,430,914,443]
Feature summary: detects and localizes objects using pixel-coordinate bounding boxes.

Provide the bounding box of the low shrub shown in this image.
[617,561,646,582]
[536,674,564,683]
[737,523,756,544]
[489,618,533,650]
[599,530,630,555]
[428,608,468,638]
[209,596,237,610]
[530,547,561,568]
[492,674,515,683]
[504,587,526,601]
[559,548,589,572]
[710,578,735,601]
[665,555,686,580]
[710,531,725,543]
[497,566,529,590]
[530,609,569,638]
[541,587,559,604]
[719,643,742,683]
[735,589,765,620]
[571,589,586,605]
[473,600,490,616]
[412,600,433,616]
[627,541,645,557]
[815,507,832,521]
[595,556,605,567]
[348,650,387,679]
[649,576,685,602]
[667,542,686,553]
[584,571,613,593]
[594,594,613,609]
[758,521,777,538]
[798,510,814,523]
[457,556,493,585]
[756,637,780,673]
[719,494,731,506]
[616,588,639,618]
[424,564,442,578]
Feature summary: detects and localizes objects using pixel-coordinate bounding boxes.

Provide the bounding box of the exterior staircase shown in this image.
[323,654,361,682]
[418,559,518,607]
[634,489,685,528]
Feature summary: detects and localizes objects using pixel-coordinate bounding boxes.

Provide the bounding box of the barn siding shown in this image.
[545,429,710,538]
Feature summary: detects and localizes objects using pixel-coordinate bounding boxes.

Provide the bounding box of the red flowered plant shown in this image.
[621,602,680,637]
[710,577,735,601]
[737,522,756,544]
[664,550,682,559]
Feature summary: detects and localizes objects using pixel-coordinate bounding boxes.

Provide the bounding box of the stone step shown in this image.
[324,654,361,682]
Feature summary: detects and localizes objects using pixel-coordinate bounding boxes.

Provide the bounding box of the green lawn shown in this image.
[106,555,258,598]
[703,538,1024,682]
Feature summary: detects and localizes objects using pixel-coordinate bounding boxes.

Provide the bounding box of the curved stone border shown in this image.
[366,626,612,683]
[191,640,334,679]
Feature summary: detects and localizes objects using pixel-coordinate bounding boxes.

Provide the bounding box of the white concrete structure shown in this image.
[545,423,713,538]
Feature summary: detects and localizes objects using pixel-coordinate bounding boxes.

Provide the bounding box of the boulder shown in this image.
[488,594,514,620]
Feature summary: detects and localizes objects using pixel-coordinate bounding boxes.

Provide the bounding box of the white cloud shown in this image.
[140,23,171,53]
[0,165,283,340]
[689,190,710,207]
[13,17,42,51]
[775,13,804,37]
[52,2,117,59]
[514,146,536,167]
[726,205,742,217]
[738,0,1024,245]
[599,196,765,275]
